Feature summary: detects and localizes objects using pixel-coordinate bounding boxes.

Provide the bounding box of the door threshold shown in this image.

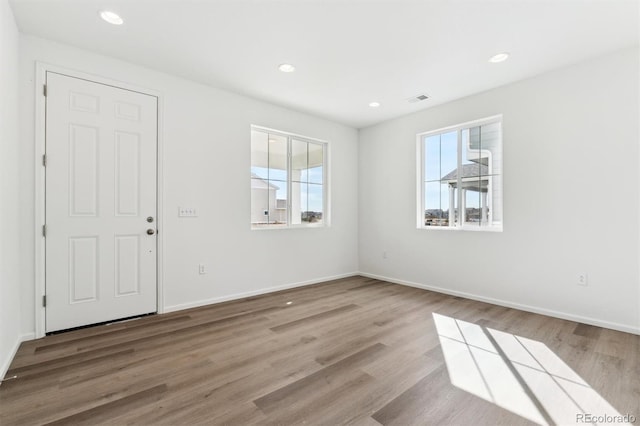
[46,312,157,335]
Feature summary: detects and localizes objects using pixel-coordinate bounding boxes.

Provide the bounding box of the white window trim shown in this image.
[416,115,503,232]
[251,125,330,230]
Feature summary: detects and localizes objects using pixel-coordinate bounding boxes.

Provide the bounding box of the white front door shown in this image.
[45,72,158,332]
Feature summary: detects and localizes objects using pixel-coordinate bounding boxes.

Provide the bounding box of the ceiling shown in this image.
[10,0,639,129]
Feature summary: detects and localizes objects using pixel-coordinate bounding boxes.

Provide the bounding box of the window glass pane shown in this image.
[291,181,304,225]
[464,185,481,227]
[481,122,501,227]
[461,128,482,179]
[308,143,324,184]
[291,139,307,182]
[425,182,454,227]
[460,128,482,228]
[251,130,268,179]
[424,135,440,181]
[479,122,501,176]
[251,128,327,229]
[251,177,270,226]
[440,182,452,226]
[490,174,502,224]
[440,131,457,182]
[269,180,287,225]
[268,134,287,181]
[419,119,501,230]
[306,184,323,224]
[472,122,500,227]
[424,182,442,226]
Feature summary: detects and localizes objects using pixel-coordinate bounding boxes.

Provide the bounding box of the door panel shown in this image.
[45,72,158,332]
[68,237,98,303]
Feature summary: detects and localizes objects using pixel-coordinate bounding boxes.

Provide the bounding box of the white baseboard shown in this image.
[359,272,640,335]
[1,333,35,384]
[164,272,359,313]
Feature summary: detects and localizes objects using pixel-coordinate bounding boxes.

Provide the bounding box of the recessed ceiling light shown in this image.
[369,102,381,108]
[278,63,296,73]
[99,10,124,25]
[489,52,510,63]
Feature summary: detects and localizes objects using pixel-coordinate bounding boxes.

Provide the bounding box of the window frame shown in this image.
[416,115,503,232]
[251,125,330,230]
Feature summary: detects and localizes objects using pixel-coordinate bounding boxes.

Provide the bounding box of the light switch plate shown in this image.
[179,207,198,217]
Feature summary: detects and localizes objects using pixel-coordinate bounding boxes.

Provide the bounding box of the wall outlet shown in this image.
[179,207,198,217]
[199,264,207,275]
[577,273,588,286]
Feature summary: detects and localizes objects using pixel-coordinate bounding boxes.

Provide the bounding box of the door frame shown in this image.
[34,62,165,338]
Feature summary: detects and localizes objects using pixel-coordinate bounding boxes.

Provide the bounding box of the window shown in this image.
[418,116,502,231]
[251,127,327,229]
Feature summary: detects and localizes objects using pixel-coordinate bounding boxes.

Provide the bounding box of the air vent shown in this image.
[407,94,430,103]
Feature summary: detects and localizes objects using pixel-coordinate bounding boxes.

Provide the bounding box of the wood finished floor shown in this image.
[1,276,639,425]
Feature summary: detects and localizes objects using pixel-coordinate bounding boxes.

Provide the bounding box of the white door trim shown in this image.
[34,62,165,338]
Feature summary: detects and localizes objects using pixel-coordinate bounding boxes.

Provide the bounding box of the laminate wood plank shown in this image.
[253,342,387,413]
[573,323,603,339]
[1,319,275,418]
[44,384,168,426]
[165,401,267,426]
[108,340,327,425]
[0,349,135,402]
[11,312,186,364]
[13,308,273,369]
[97,303,379,423]
[264,370,376,425]
[33,315,193,354]
[6,347,135,378]
[2,356,213,425]
[1,275,638,426]
[51,322,276,396]
[326,351,444,425]
[585,351,640,416]
[314,321,406,366]
[52,317,270,389]
[7,313,268,377]
[74,312,272,353]
[269,303,360,332]
[347,280,395,291]
[371,366,533,426]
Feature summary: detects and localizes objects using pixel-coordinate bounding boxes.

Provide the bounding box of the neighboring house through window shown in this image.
[251,127,327,229]
[418,116,503,231]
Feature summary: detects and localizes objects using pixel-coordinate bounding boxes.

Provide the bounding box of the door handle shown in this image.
[146,229,156,235]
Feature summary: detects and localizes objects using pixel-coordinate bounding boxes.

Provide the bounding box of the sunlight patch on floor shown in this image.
[433,313,627,426]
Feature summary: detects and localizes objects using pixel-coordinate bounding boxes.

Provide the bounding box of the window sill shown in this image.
[251,223,328,231]
[418,225,503,232]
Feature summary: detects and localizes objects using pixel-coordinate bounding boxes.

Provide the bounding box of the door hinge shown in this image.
[42,224,46,237]
[42,154,47,167]
[42,295,46,307]
[43,84,47,97]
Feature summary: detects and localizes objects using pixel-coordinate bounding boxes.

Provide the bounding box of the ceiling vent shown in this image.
[407,94,430,103]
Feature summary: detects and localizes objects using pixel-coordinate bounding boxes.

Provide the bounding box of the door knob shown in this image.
[146,229,155,235]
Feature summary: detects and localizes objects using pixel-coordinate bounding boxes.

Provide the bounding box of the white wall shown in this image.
[18,35,359,335]
[0,0,23,378]
[11,34,639,345]
[359,47,640,333]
